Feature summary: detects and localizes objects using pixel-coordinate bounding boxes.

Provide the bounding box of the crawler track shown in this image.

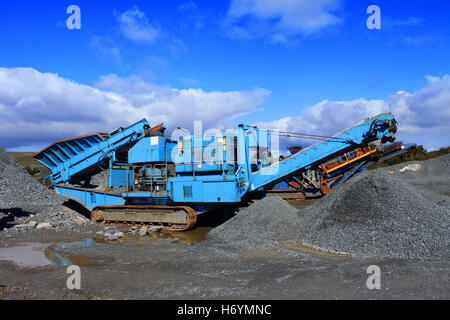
[91,205,197,232]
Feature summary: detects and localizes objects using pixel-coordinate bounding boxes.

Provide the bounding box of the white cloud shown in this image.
[177,1,208,30]
[256,75,450,151]
[0,68,270,150]
[223,0,342,44]
[0,68,448,152]
[89,36,122,64]
[383,16,422,28]
[115,6,160,44]
[178,1,197,11]
[389,33,444,47]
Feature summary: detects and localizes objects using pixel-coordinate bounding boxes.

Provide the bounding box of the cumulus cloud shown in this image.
[0,68,448,152]
[0,68,270,150]
[223,0,342,44]
[256,75,450,151]
[115,6,160,44]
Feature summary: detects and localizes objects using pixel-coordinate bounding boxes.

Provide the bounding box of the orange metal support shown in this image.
[319,143,378,175]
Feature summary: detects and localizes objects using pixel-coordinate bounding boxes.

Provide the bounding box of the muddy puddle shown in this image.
[0,238,103,268]
[0,242,52,268]
[45,237,103,267]
[137,226,212,243]
[0,227,212,269]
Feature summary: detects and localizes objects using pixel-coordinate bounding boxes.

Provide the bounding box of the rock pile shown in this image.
[0,147,90,231]
[207,156,450,260]
[297,171,449,259]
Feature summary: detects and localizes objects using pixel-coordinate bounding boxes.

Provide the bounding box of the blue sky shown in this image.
[0,0,449,150]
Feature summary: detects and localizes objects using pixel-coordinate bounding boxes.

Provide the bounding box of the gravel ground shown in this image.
[0,147,92,232]
[1,228,448,299]
[208,157,450,260]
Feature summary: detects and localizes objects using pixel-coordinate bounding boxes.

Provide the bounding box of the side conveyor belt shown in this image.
[250,113,397,191]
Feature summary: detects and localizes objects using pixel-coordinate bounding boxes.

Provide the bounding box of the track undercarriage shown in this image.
[91,205,197,232]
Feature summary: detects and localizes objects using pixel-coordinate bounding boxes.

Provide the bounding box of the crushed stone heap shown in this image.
[207,158,450,260]
[0,147,89,230]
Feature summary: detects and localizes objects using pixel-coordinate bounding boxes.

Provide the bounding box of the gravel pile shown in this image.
[0,148,63,208]
[0,147,90,231]
[379,154,450,196]
[90,170,109,188]
[68,170,112,190]
[380,153,449,182]
[207,197,303,250]
[207,159,450,260]
[297,171,449,259]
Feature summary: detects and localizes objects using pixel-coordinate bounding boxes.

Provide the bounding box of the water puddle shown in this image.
[0,227,211,269]
[45,237,102,267]
[0,238,103,268]
[143,227,212,243]
[115,226,212,244]
[0,242,52,268]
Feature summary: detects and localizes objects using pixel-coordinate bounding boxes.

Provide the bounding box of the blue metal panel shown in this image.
[54,186,125,210]
[175,133,237,173]
[203,181,240,202]
[271,181,293,191]
[109,168,133,187]
[34,134,104,172]
[170,175,240,203]
[128,136,177,163]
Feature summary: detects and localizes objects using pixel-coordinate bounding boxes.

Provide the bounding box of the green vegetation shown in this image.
[25,165,40,176]
[9,152,51,181]
[370,143,450,169]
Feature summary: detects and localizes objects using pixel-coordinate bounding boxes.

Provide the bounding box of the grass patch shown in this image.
[370,144,450,170]
[9,152,51,181]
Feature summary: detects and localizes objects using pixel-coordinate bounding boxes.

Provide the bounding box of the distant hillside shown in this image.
[371,144,450,169]
[9,152,51,181]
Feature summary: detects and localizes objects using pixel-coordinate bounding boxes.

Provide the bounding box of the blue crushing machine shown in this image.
[34,113,397,231]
